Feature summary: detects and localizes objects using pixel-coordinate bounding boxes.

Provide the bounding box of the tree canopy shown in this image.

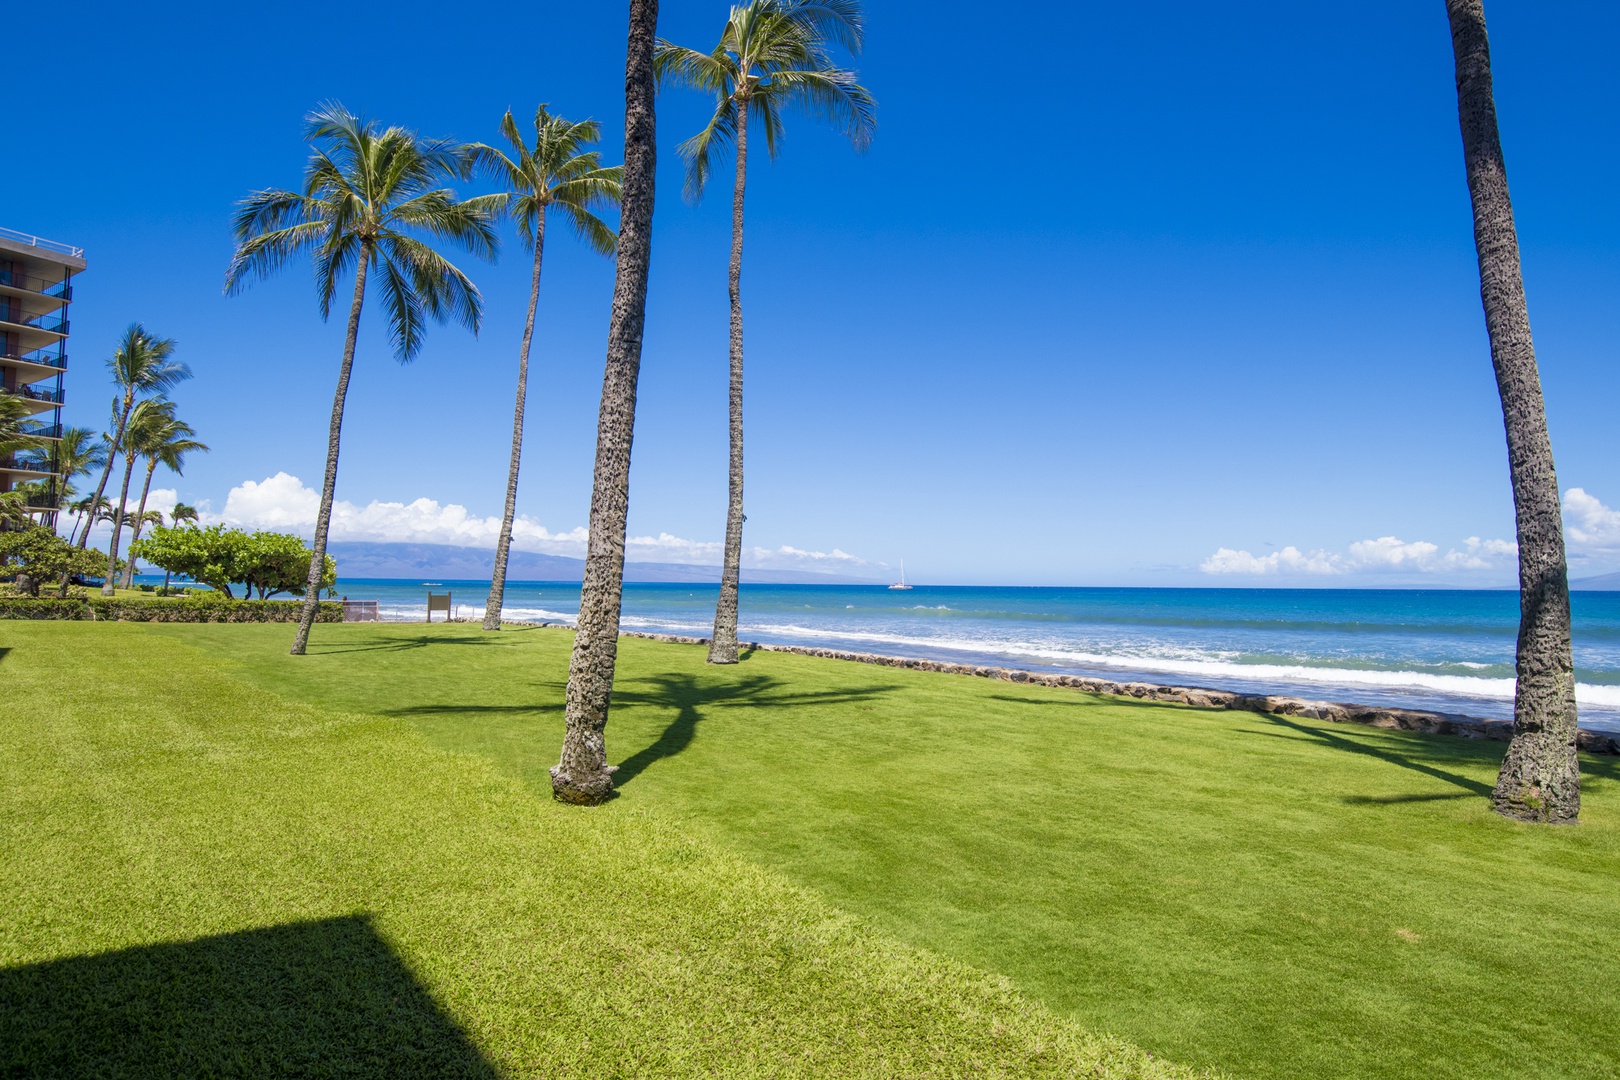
[130,525,336,600]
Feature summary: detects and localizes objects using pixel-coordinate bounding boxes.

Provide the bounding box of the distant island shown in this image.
[324,541,883,585]
[1573,571,1620,592]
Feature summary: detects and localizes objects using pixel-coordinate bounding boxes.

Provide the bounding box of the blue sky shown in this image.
[10,0,1617,585]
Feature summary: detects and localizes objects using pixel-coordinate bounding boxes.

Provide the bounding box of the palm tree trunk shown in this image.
[484,217,548,631]
[1447,0,1579,823]
[552,0,659,805]
[119,460,156,588]
[708,95,750,664]
[77,400,129,549]
[290,246,371,655]
[102,446,138,595]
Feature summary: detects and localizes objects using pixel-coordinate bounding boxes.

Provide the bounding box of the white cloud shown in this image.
[215,473,870,574]
[1565,488,1620,555]
[1200,545,1343,575]
[1202,534,1516,577]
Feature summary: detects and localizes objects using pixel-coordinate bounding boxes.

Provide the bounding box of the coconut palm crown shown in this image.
[225,102,498,362]
[654,0,875,202]
[224,101,498,654]
[468,107,622,256]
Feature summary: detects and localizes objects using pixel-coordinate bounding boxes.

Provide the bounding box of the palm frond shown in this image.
[678,96,740,203]
[224,220,326,295]
[783,0,865,54]
[763,66,875,150]
[388,189,500,261]
[654,42,734,92]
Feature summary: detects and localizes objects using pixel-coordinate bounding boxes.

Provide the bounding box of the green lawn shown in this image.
[6,622,1619,1078]
[1,621,1201,1078]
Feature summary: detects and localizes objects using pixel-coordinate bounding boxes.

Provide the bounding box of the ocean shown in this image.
[332,578,1620,733]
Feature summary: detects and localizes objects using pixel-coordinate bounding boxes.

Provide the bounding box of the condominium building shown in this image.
[0,226,83,529]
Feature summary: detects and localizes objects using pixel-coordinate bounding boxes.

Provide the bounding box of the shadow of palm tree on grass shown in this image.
[610,673,899,788]
[0,914,495,1078]
[1253,713,1495,798]
[309,632,521,657]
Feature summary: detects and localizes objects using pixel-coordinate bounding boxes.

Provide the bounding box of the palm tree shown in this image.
[119,404,208,588]
[31,426,105,524]
[78,325,189,552]
[103,397,177,594]
[551,0,661,806]
[1446,1,1579,823]
[66,495,112,548]
[655,0,874,663]
[0,391,46,525]
[468,107,622,632]
[226,102,498,654]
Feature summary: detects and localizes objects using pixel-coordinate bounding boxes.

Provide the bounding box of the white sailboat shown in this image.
[888,560,913,591]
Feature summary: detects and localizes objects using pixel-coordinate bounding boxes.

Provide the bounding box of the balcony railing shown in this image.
[15,385,64,405]
[0,344,66,369]
[17,423,62,440]
[0,227,84,259]
[24,490,59,509]
[1,456,55,473]
[0,309,67,334]
[0,268,71,300]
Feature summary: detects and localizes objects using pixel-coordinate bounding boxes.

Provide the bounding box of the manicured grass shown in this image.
[0,622,1204,1078]
[170,622,1620,1080]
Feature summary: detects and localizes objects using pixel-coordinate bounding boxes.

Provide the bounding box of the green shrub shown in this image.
[0,598,91,620]
[0,597,343,623]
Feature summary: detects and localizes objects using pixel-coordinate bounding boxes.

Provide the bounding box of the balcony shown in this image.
[0,344,66,371]
[0,267,71,301]
[17,422,62,441]
[14,384,64,406]
[24,490,59,509]
[0,309,67,336]
[0,456,55,475]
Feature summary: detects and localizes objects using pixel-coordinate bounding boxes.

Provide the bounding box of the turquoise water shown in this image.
[331,578,1620,731]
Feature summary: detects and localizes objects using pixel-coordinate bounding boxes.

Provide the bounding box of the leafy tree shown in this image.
[131,525,334,600]
[226,102,497,655]
[0,526,111,597]
[656,0,874,663]
[239,530,336,599]
[78,324,190,553]
[1445,0,1579,822]
[155,504,199,592]
[118,403,208,588]
[552,0,660,806]
[468,106,622,631]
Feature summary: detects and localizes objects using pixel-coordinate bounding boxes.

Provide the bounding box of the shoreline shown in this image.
[588,625,1620,756]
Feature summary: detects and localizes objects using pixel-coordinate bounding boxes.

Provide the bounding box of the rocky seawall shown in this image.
[614,629,1620,756]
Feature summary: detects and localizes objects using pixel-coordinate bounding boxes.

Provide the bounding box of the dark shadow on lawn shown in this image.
[309,632,521,656]
[0,647,9,665]
[611,673,900,788]
[1255,714,1494,798]
[0,914,494,1078]
[1342,792,1475,805]
[986,692,1194,713]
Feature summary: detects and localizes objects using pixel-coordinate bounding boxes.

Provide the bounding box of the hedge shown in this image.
[0,598,89,620]
[0,597,344,623]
